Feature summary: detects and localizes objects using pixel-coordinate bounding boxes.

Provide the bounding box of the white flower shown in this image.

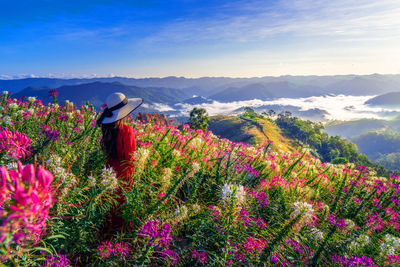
[344,219,355,230]
[27,108,35,114]
[88,175,96,187]
[349,234,370,251]
[46,155,62,167]
[191,204,201,214]
[236,185,246,204]
[100,167,118,190]
[27,96,36,102]
[292,202,315,224]
[172,149,182,157]
[8,103,18,109]
[192,162,200,173]
[2,116,12,125]
[309,228,324,241]
[191,137,203,148]
[381,234,400,255]
[221,183,246,204]
[174,205,188,220]
[161,168,172,183]
[221,184,233,201]
[6,162,18,171]
[2,91,9,96]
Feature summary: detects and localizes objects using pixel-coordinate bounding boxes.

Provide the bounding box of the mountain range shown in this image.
[4,74,400,101]
[13,82,192,107]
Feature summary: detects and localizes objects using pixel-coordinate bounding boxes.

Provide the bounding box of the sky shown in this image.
[1,0,400,78]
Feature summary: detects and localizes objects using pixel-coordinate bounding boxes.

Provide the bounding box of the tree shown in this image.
[188,107,209,131]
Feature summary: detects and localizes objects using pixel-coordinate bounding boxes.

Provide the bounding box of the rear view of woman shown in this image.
[97,92,143,234]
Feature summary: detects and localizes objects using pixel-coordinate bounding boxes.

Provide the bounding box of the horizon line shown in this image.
[1,72,400,80]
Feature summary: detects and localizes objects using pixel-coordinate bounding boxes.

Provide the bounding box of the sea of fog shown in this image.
[144,94,400,122]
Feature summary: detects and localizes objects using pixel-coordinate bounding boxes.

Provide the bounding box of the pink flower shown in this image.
[0,128,32,159]
[139,219,172,248]
[0,163,54,245]
[192,249,208,264]
[97,241,130,259]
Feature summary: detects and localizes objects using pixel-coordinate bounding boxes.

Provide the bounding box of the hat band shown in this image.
[96,98,128,125]
[108,97,128,112]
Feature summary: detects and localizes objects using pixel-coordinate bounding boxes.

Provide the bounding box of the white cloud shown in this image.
[143,0,400,44]
[148,95,400,121]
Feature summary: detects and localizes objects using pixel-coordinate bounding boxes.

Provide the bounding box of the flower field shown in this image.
[1,90,400,266]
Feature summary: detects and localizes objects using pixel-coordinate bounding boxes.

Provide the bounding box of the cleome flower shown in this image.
[0,128,32,159]
[100,167,118,190]
[221,183,246,204]
[0,163,54,246]
[292,201,315,223]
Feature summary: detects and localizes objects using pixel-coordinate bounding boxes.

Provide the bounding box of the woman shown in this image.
[97,92,143,234]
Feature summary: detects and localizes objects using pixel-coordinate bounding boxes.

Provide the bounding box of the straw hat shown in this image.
[97,92,143,125]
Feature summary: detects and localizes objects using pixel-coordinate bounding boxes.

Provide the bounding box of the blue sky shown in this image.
[1,0,400,78]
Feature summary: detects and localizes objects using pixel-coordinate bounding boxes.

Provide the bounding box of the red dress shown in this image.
[104,124,136,233]
[106,123,136,188]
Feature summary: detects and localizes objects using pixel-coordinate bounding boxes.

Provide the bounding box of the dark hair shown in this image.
[100,120,123,159]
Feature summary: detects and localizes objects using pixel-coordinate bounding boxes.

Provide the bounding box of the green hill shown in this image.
[208,115,299,153]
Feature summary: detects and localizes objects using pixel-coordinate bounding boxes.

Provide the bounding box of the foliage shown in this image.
[1,91,400,266]
[275,111,390,176]
[188,107,210,131]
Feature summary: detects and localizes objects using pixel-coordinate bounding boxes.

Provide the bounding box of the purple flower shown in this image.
[43,254,69,267]
[48,89,58,97]
[249,191,268,207]
[357,166,367,172]
[332,254,376,267]
[160,249,178,264]
[97,241,129,259]
[139,219,172,248]
[192,249,208,264]
[387,255,400,264]
[41,125,60,142]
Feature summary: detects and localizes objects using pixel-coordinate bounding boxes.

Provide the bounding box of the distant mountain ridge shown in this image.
[14,81,191,107]
[3,74,400,99]
[365,92,400,107]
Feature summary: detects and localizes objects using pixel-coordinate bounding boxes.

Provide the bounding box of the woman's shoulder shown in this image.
[120,123,135,135]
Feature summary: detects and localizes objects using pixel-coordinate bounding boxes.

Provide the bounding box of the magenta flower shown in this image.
[192,249,208,264]
[97,241,130,259]
[0,163,54,246]
[48,89,58,97]
[249,191,268,207]
[387,255,400,264]
[332,254,376,266]
[43,253,69,267]
[139,219,172,248]
[160,249,178,265]
[41,125,60,142]
[0,128,32,159]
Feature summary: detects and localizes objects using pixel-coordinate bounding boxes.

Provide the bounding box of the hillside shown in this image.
[208,115,299,153]
[365,91,400,107]
[325,119,388,138]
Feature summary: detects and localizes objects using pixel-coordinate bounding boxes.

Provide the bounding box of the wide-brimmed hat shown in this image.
[97,92,143,125]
